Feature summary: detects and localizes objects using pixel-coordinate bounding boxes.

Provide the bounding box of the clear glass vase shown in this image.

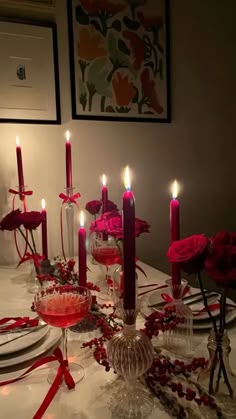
[107,303,154,418]
[198,329,236,416]
[163,279,193,356]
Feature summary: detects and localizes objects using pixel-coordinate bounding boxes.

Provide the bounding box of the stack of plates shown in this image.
[0,310,61,369]
[142,287,236,330]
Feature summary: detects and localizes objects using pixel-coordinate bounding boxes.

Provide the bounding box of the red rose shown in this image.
[205,232,236,287]
[135,218,150,237]
[106,213,123,239]
[20,211,43,230]
[0,209,22,231]
[106,200,118,212]
[85,200,102,215]
[167,234,209,274]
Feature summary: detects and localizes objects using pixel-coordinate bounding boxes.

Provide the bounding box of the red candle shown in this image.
[123,167,136,310]
[41,199,48,260]
[16,136,24,191]
[102,174,108,213]
[65,131,72,189]
[170,180,181,286]
[78,211,87,286]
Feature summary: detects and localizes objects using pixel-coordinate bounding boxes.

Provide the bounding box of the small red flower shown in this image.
[0,209,22,231]
[141,69,164,114]
[20,211,43,230]
[123,30,145,70]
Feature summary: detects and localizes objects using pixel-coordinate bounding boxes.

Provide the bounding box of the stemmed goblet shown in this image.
[34,284,91,384]
[90,233,120,299]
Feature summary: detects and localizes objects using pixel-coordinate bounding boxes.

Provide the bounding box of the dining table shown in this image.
[0,260,236,419]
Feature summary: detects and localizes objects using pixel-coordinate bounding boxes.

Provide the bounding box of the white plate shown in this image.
[191,296,220,321]
[0,310,49,356]
[0,327,61,368]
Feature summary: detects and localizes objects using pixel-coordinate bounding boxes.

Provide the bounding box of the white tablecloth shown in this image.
[0,262,236,419]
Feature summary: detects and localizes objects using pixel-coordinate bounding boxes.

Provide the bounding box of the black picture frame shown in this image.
[0,19,61,124]
[67,0,171,123]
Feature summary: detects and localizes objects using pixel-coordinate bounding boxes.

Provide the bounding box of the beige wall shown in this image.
[0,0,235,273]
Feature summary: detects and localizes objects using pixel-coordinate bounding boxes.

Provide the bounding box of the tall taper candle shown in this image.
[102,174,108,213]
[123,166,136,310]
[79,211,87,286]
[41,199,48,260]
[170,180,181,285]
[16,136,24,191]
[65,130,72,189]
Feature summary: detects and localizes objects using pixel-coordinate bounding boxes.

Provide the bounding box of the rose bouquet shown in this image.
[167,232,236,398]
[0,209,44,273]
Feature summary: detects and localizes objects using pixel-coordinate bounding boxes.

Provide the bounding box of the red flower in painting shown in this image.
[123,31,145,70]
[112,72,136,106]
[138,11,163,28]
[141,68,164,114]
[80,0,125,16]
[0,209,22,231]
[86,200,102,215]
[20,211,43,230]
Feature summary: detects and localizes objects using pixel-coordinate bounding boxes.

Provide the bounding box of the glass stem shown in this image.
[62,328,68,365]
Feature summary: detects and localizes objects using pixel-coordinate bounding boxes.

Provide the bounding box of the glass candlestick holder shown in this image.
[64,187,75,259]
[107,302,154,418]
[162,279,193,356]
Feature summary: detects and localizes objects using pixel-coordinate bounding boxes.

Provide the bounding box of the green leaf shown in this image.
[118,39,130,55]
[87,57,112,97]
[76,6,90,25]
[79,78,87,96]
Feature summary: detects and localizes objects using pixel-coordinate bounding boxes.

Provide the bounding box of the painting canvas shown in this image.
[68,0,170,122]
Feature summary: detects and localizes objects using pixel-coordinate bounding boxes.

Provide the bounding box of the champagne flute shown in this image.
[34,284,91,384]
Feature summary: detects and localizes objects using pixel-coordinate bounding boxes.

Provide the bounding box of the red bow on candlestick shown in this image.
[0,347,75,419]
[59,192,80,206]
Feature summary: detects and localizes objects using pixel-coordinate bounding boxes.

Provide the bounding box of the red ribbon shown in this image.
[9,188,33,196]
[193,302,236,316]
[161,286,190,303]
[0,317,38,332]
[0,347,75,419]
[59,192,80,205]
[18,252,44,268]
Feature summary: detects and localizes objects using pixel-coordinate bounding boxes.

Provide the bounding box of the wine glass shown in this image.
[90,233,120,299]
[34,284,91,384]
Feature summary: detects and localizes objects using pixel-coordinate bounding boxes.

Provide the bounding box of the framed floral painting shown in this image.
[67,0,170,122]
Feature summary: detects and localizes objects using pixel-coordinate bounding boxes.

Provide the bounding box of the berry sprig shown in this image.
[141,306,185,339]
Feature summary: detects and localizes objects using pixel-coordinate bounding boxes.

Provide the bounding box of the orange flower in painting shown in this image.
[138,11,163,28]
[123,30,145,70]
[112,73,136,106]
[80,0,125,15]
[78,27,106,61]
[141,69,164,114]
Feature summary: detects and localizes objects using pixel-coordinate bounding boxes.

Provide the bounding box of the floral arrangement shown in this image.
[0,209,44,271]
[167,231,236,397]
[85,199,118,220]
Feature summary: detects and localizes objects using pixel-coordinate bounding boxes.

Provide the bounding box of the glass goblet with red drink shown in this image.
[34,284,91,384]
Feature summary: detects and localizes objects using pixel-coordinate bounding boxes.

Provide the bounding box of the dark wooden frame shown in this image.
[67,0,171,123]
[0,19,61,124]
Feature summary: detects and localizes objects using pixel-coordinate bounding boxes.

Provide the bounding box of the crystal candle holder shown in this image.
[64,187,75,259]
[163,279,193,355]
[107,302,154,418]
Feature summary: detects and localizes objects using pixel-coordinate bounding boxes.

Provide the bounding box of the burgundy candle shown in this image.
[78,211,87,286]
[65,131,72,189]
[170,180,181,286]
[41,199,48,260]
[123,167,136,310]
[16,136,24,191]
[102,174,108,213]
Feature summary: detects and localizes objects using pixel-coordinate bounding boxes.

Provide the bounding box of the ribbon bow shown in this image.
[59,192,81,205]
[0,347,75,419]
[18,252,44,268]
[9,188,33,196]
[0,317,38,332]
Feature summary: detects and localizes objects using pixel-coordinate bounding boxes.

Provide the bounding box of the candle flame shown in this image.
[80,210,85,227]
[41,199,46,209]
[172,180,179,199]
[102,174,107,186]
[124,166,131,190]
[16,136,20,146]
[65,130,70,142]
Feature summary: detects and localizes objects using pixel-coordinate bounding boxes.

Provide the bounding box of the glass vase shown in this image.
[162,279,193,356]
[198,329,236,416]
[107,303,154,418]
